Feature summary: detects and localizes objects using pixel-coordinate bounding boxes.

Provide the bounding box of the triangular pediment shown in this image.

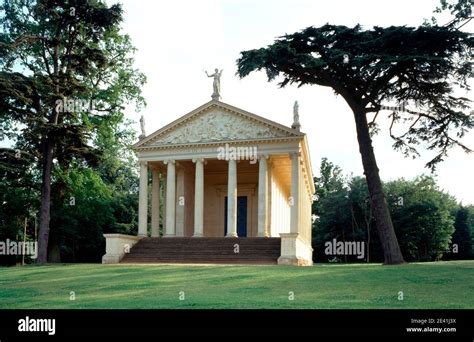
[135,100,303,149]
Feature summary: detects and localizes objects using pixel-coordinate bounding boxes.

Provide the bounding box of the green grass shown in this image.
[0,261,472,309]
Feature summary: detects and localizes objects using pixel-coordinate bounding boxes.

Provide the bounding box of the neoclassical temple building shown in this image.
[103,94,315,265]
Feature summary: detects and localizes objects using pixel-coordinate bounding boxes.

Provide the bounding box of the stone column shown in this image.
[226,159,238,237]
[257,155,269,237]
[267,160,273,236]
[175,164,185,237]
[193,158,204,237]
[164,159,176,237]
[290,152,300,234]
[138,161,148,237]
[163,173,167,231]
[151,168,160,237]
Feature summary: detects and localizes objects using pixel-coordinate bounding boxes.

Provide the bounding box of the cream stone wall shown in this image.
[269,166,291,237]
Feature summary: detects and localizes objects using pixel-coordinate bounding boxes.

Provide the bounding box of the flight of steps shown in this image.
[120,237,281,264]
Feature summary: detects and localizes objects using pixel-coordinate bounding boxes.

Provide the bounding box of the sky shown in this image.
[116,0,474,204]
[3,0,465,203]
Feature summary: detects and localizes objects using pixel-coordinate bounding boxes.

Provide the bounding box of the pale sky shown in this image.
[118,0,474,204]
[3,1,471,204]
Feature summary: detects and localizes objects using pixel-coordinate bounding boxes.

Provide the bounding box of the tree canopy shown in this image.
[0,0,145,263]
[313,159,464,263]
[237,24,473,169]
[237,3,473,264]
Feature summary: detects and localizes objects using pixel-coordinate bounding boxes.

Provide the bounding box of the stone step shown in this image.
[124,255,278,260]
[125,250,280,255]
[120,237,281,264]
[137,238,281,243]
[121,259,277,265]
[135,245,280,249]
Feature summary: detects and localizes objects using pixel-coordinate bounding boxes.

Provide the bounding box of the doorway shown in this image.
[224,196,248,237]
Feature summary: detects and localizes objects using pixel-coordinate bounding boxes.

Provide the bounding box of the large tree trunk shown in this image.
[352,109,405,264]
[47,236,61,263]
[37,138,54,264]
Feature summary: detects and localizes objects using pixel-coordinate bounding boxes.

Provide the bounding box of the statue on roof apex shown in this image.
[205,68,223,101]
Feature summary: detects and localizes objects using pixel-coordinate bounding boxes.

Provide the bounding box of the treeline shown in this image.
[313,158,474,262]
[2,154,472,265]
[0,118,140,265]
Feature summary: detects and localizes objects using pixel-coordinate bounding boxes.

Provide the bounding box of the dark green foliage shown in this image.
[0,0,145,262]
[313,159,463,262]
[237,7,472,264]
[447,205,474,259]
[237,24,473,169]
[386,177,457,261]
[49,163,138,262]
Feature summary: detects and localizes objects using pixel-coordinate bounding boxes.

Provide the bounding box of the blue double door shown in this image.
[224,196,248,237]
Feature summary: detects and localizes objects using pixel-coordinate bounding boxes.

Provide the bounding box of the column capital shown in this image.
[163,159,175,165]
[192,158,205,164]
[138,160,148,167]
[259,154,269,161]
[290,151,301,158]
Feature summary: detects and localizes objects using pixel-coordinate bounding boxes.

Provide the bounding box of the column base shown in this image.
[278,233,313,266]
[102,254,122,264]
[192,233,204,237]
[150,233,160,238]
[226,233,238,238]
[257,232,269,237]
[277,256,312,266]
[137,233,148,237]
[163,234,176,238]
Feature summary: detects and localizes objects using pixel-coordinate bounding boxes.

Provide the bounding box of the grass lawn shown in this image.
[0,261,472,309]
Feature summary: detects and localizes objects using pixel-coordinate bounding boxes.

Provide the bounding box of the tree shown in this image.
[48,117,140,263]
[0,0,145,263]
[386,176,457,261]
[313,159,461,263]
[51,166,114,262]
[312,157,346,214]
[450,205,474,259]
[433,0,473,28]
[237,21,472,264]
[348,177,374,262]
[312,158,351,261]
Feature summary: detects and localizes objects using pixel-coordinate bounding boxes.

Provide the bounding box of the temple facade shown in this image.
[103,99,315,265]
